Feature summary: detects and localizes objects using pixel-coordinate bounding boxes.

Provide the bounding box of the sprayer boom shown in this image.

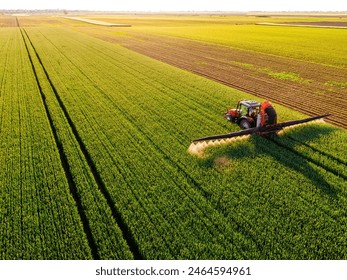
[192,114,330,143]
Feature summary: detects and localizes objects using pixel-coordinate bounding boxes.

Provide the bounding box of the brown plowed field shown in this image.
[86,30,347,129]
[0,16,18,27]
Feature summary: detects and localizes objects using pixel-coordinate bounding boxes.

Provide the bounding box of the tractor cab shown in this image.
[225,100,261,129]
[238,100,260,119]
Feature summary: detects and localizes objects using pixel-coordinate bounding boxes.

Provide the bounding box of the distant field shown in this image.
[83,14,347,68]
[1,14,347,260]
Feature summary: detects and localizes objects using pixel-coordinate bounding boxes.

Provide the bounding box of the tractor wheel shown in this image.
[240,119,251,129]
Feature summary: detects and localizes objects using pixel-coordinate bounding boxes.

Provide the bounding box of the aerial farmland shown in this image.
[0,13,346,260]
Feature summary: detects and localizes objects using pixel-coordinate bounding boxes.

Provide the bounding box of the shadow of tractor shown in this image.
[200,123,339,197]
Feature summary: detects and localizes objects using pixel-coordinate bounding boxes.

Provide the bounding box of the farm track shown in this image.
[19,27,100,259]
[17,22,139,259]
[0,26,97,259]
[90,31,347,129]
[27,32,182,257]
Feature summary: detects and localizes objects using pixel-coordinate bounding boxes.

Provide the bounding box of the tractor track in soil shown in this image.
[19,24,142,260]
[19,25,100,260]
[87,31,347,129]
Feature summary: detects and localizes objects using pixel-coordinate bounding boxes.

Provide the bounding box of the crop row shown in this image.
[24,27,347,259]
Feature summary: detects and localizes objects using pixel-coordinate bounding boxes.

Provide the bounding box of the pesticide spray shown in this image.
[188,135,250,157]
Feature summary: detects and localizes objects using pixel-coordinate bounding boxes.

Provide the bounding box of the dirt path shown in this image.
[85,30,347,129]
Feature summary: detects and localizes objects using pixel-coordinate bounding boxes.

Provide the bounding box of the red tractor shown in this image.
[192,100,330,143]
[225,100,277,129]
